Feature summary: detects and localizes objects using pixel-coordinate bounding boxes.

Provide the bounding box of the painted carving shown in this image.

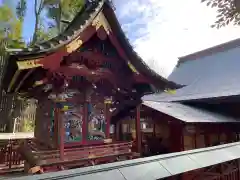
[91,13,139,75]
[48,89,81,102]
[66,37,83,53]
[127,61,138,74]
[49,89,84,143]
[87,89,106,141]
[17,59,43,70]
[92,12,111,34]
[62,107,83,142]
[164,89,176,94]
[88,103,106,140]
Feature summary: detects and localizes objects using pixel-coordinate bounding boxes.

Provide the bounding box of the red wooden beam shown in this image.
[37,26,97,71]
[55,65,114,79]
[67,51,116,67]
[52,65,119,89]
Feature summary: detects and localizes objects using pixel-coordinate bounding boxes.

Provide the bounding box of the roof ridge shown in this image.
[7,0,105,56]
[177,37,240,67]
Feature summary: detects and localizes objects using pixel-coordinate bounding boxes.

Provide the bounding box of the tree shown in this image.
[31,0,46,45]
[36,17,58,42]
[45,0,84,33]
[0,4,25,48]
[16,0,27,22]
[201,0,240,28]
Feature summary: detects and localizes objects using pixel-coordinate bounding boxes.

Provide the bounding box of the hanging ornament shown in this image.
[104,96,112,104]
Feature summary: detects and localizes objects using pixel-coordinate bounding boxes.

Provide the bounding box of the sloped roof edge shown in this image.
[6,0,180,90]
[7,0,104,57]
[102,3,179,89]
[143,101,240,123]
[177,38,240,66]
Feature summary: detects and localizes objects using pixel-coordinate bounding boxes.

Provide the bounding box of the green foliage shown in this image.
[0,4,13,22]
[65,0,85,18]
[0,4,25,48]
[45,0,84,32]
[36,18,57,42]
[22,118,35,132]
[1,0,84,47]
[201,0,240,28]
[16,0,27,22]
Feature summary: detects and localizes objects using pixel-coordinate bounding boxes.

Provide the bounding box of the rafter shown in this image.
[66,51,116,67]
[55,65,114,80]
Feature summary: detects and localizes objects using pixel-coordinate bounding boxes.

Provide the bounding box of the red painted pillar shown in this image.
[105,103,110,139]
[135,105,142,154]
[115,121,120,141]
[58,108,64,160]
[82,93,88,144]
[54,108,59,147]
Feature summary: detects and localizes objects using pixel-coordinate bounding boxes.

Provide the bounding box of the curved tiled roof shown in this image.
[101,3,178,89]
[161,38,240,102]
[6,0,179,90]
[8,1,104,56]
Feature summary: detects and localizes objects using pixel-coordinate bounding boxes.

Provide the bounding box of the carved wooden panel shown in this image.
[66,38,83,53]
[86,88,106,141]
[92,12,111,34]
[48,89,84,144]
[16,59,43,70]
[60,32,134,92]
[61,102,83,143]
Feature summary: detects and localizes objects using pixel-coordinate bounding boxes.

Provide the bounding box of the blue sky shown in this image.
[114,0,240,77]
[4,0,240,77]
[22,0,35,42]
[0,0,35,41]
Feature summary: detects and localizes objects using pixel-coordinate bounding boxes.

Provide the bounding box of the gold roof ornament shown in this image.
[164,89,176,94]
[17,59,43,70]
[128,61,139,74]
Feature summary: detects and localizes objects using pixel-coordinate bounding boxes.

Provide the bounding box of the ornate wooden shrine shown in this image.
[1,0,178,174]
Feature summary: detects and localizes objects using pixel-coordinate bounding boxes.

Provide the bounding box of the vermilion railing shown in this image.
[0,139,25,173]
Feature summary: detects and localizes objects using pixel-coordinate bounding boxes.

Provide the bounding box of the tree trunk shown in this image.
[31,14,39,46]
[57,2,62,33]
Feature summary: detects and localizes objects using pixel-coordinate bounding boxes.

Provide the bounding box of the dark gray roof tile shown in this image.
[143,101,240,123]
[165,40,240,101]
